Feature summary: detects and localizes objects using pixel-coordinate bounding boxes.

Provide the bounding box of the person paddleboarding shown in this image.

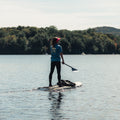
[49,37,64,87]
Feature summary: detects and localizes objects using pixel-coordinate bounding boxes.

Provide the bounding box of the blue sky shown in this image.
[0,0,119,30]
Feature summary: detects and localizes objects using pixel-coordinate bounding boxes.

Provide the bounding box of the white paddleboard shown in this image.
[36,82,82,92]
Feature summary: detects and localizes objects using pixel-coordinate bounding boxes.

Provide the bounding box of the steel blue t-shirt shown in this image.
[50,44,62,62]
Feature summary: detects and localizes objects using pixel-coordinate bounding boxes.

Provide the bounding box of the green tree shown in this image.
[60,38,71,54]
[28,34,44,54]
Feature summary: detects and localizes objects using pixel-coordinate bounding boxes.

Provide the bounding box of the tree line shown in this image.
[0,25,120,54]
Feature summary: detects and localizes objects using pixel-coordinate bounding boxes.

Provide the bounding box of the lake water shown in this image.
[0,55,120,120]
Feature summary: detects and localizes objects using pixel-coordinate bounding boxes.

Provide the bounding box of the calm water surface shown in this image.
[0,55,120,120]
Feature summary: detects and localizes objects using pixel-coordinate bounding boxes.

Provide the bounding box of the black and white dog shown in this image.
[57,80,76,87]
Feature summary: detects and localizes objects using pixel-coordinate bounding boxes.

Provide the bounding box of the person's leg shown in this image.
[49,62,55,86]
[56,62,61,86]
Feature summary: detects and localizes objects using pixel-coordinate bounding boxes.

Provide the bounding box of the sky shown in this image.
[0,0,120,30]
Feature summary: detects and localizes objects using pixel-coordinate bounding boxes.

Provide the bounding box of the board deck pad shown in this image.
[36,82,82,92]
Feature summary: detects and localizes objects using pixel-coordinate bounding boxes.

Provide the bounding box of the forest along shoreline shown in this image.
[0,26,120,54]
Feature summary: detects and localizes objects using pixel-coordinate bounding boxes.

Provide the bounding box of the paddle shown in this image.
[64,63,78,72]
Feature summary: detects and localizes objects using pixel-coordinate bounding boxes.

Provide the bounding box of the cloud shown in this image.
[0,0,119,30]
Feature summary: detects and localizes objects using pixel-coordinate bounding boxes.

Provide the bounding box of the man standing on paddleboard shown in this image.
[49,37,64,87]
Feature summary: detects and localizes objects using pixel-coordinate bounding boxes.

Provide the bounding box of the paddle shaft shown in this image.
[64,63,78,72]
[64,63,73,68]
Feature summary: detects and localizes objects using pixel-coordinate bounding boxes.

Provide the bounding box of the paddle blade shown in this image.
[72,67,78,72]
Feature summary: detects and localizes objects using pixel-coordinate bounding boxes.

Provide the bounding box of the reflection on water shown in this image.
[48,92,64,120]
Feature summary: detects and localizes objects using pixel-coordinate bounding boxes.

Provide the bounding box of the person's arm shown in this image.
[60,52,64,64]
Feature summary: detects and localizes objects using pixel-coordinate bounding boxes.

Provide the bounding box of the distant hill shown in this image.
[94,26,120,36]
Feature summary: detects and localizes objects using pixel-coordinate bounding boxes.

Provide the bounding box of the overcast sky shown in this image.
[0,0,119,30]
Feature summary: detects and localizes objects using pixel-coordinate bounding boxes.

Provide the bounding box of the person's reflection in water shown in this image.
[48,92,64,120]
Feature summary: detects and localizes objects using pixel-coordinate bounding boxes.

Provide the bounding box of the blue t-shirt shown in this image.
[50,44,62,62]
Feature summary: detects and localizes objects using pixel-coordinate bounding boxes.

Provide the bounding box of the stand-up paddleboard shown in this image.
[36,80,82,92]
